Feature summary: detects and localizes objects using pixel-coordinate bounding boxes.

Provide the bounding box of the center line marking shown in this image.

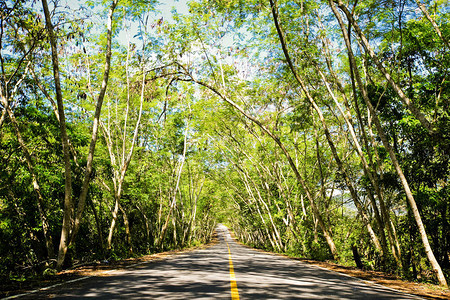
[227,241,240,300]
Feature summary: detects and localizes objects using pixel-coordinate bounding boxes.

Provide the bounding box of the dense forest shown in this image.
[0,0,449,288]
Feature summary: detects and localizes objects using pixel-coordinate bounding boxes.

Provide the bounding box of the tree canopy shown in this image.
[0,0,449,288]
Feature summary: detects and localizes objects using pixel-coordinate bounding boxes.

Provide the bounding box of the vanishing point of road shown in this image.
[16,225,421,299]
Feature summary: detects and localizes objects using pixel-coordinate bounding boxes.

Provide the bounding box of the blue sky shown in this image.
[158,0,190,20]
[57,0,190,26]
[55,0,192,46]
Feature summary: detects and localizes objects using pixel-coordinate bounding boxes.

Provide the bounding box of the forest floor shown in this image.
[2,234,449,299]
[292,257,450,300]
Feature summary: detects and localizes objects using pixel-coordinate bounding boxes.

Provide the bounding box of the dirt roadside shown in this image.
[295,258,450,300]
[1,239,218,299]
[244,245,450,300]
[227,230,449,300]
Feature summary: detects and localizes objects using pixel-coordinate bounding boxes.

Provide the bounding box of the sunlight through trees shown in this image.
[1,0,449,288]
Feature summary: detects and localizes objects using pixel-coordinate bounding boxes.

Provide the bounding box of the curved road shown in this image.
[19,225,421,299]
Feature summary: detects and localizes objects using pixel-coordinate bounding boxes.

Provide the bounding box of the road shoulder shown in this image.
[1,237,219,299]
[231,237,449,300]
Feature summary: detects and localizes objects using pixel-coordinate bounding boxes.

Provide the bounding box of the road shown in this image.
[18,225,421,299]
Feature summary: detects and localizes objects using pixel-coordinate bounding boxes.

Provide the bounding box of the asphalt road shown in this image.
[18,224,421,299]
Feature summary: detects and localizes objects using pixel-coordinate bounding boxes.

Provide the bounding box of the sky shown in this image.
[52,0,191,47]
[58,0,190,18]
[158,0,190,20]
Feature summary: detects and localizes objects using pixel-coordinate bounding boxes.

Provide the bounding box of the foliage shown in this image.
[0,0,449,288]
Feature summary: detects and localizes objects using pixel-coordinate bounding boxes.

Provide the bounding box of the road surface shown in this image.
[18,225,421,299]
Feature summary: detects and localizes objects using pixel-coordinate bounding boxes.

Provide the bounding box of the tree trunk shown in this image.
[41,0,72,269]
[107,193,120,251]
[119,204,133,255]
[352,244,364,270]
[413,0,449,49]
[271,0,380,259]
[156,123,189,249]
[330,0,448,287]
[319,60,400,267]
[335,0,434,135]
[70,0,118,249]
[136,204,151,252]
[89,198,105,255]
[100,45,146,252]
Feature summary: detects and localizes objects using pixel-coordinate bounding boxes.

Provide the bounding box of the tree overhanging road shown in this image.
[3,0,449,290]
[17,225,422,299]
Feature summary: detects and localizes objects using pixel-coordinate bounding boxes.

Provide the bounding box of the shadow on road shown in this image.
[230,242,418,299]
[20,225,421,299]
